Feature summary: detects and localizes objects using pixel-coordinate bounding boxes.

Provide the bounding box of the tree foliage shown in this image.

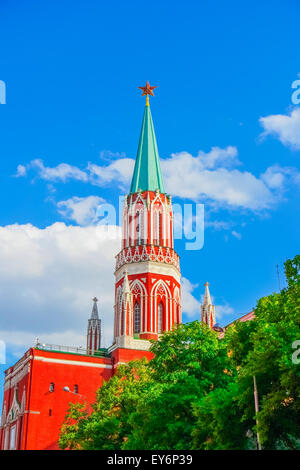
[226,255,300,449]
[59,256,300,450]
[124,322,235,450]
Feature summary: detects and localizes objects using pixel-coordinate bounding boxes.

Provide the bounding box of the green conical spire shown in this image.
[130,102,165,194]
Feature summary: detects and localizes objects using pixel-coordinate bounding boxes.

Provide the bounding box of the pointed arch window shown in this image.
[134,302,141,334]
[135,208,146,245]
[158,302,163,333]
[9,425,16,450]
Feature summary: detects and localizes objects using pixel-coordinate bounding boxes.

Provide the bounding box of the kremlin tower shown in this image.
[111,82,181,357]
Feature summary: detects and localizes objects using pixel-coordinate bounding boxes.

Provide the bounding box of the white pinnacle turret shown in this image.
[203,282,212,306]
[123,270,131,295]
[201,282,216,329]
[91,297,99,319]
[87,297,101,353]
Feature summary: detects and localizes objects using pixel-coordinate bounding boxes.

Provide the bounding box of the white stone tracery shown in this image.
[115,246,180,271]
[130,279,147,333]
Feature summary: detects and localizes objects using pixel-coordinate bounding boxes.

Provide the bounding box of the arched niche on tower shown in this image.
[173,286,181,326]
[151,192,171,248]
[151,279,172,333]
[127,193,148,247]
[130,279,147,334]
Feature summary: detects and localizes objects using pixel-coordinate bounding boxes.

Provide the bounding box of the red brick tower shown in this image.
[110,83,181,363]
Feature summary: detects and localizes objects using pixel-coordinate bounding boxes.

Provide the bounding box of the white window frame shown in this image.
[9,424,16,450]
[134,303,141,334]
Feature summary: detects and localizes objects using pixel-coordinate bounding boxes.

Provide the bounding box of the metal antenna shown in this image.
[276,264,281,291]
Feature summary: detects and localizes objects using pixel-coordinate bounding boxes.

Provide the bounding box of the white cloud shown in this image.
[161,150,276,210]
[18,159,88,182]
[16,146,299,211]
[87,158,134,189]
[260,164,300,189]
[190,146,240,169]
[99,150,126,161]
[215,303,234,320]
[260,165,286,189]
[57,196,105,225]
[259,107,300,150]
[87,147,287,210]
[181,277,200,318]
[86,147,292,210]
[0,223,121,352]
[181,277,234,322]
[231,231,242,240]
[14,164,27,177]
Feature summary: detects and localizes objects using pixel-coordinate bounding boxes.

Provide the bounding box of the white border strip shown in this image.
[34,356,112,369]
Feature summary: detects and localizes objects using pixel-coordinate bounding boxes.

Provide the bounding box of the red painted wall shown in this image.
[25,349,112,450]
[0,345,154,450]
[1,348,113,450]
[111,347,154,369]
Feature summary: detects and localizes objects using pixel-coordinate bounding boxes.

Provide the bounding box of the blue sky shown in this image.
[1,0,300,403]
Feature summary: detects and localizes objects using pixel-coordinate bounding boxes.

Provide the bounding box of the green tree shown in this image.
[59,322,236,450]
[59,358,152,450]
[227,255,300,449]
[124,322,236,450]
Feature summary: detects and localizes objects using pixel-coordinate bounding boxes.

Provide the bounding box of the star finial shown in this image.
[138,81,157,96]
[92,297,98,303]
[138,81,157,106]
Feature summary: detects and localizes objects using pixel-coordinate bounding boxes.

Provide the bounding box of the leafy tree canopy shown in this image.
[59,255,300,450]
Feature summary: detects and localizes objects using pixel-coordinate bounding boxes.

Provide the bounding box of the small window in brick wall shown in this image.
[49,382,55,393]
[49,409,52,417]
[74,384,79,394]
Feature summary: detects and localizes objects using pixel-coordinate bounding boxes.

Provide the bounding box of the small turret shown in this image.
[87,297,101,353]
[201,282,216,329]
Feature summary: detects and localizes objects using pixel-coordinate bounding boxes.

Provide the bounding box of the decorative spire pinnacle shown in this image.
[91,297,99,320]
[123,270,131,294]
[87,297,101,352]
[201,282,216,329]
[130,83,165,194]
[203,282,212,306]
